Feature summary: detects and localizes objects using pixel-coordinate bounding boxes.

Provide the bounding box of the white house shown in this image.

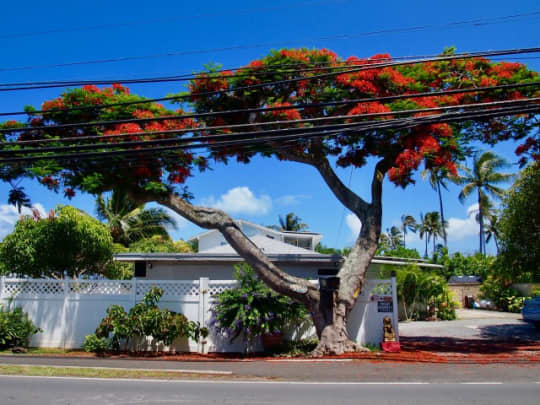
[114,219,441,280]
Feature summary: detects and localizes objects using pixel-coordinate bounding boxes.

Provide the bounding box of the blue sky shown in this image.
[0,0,538,255]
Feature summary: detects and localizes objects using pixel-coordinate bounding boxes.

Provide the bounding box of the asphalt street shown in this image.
[1,375,539,405]
[1,355,540,382]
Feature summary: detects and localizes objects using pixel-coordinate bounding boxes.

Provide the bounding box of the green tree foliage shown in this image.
[497,162,540,282]
[400,214,418,248]
[278,213,309,231]
[418,211,445,257]
[0,206,114,278]
[435,250,495,280]
[128,235,193,253]
[456,151,514,254]
[96,189,177,247]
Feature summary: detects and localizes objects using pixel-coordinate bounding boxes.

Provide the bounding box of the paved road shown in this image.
[2,355,540,382]
[1,375,539,404]
[399,310,540,341]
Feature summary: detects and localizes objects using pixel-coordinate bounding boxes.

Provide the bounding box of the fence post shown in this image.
[131,278,137,307]
[198,277,209,353]
[0,276,4,299]
[62,277,70,349]
[391,274,399,342]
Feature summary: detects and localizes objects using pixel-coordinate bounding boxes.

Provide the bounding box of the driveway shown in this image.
[399,309,540,342]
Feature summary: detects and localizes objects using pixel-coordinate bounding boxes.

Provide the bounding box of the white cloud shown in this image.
[201,186,272,216]
[346,213,362,238]
[0,203,47,240]
[447,203,479,241]
[275,194,310,206]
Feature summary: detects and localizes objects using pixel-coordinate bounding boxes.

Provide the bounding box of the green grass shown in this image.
[0,347,83,356]
[0,364,265,381]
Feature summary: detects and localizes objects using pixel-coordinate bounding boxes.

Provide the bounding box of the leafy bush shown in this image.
[211,264,308,350]
[381,264,456,321]
[85,287,202,353]
[82,334,108,353]
[433,249,495,280]
[0,305,42,349]
[480,275,529,312]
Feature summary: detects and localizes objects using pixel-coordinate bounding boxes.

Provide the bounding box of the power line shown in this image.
[1,10,539,71]
[0,46,538,125]
[2,97,537,155]
[3,101,538,164]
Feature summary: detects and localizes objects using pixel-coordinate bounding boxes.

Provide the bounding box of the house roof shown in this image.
[114,252,342,265]
[202,234,317,255]
[188,219,322,245]
[448,275,483,284]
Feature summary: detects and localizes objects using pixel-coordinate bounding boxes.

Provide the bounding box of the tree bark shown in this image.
[132,156,389,356]
[437,180,448,248]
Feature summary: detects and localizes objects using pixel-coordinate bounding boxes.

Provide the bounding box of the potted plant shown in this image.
[211,264,307,353]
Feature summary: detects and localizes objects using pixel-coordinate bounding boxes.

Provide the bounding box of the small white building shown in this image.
[115,219,440,280]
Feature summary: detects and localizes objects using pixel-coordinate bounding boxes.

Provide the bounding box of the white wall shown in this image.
[0,277,398,351]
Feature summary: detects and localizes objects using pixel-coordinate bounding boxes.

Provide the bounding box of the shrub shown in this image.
[480,275,529,312]
[89,287,200,353]
[0,305,42,349]
[382,264,457,321]
[82,334,108,353]
[211,264,308,351]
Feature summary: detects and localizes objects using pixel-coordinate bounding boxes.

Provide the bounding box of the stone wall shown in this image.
[448,283,481,308]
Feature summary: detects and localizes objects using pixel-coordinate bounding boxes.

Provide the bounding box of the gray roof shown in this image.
[114,252,342,265]
[202,234,317,255]
[448,275,483,284]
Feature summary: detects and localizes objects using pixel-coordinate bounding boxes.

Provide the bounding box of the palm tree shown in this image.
[96,189,177,246]
[387,226,404,250]
[456,151,514,255]
[400,214,418,248]
[421,168,455,248]
[474,194,501,253]
[418,211,445,257]
[278,213,309,232]
[7,181,31,214]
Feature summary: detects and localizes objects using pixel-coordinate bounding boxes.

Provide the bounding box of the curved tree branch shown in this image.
[132,191,319,306]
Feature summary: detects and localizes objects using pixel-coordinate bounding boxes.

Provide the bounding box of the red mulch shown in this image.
[16,338,540,364]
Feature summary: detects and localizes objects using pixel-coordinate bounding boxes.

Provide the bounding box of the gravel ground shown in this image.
[399,309,540,341]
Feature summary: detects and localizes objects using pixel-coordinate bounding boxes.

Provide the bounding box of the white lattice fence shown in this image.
[0,276,397,350]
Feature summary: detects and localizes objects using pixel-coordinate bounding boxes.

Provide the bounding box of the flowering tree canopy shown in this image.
[1,48,538,355]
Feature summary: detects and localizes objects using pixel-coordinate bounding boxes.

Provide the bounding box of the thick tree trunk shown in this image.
[132,156,388,356]
[437,180,448,248]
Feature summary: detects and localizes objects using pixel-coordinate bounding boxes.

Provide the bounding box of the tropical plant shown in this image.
[2,49,537,355]
[85,287,201,353]
[497,162,540,282]
[6,181,31,214]
[210,264,307,352]
[278,213,309,232]
[384,265,456,321]
[400,214,418,248]
[456,151,514,255]
[418,212,445,257]
[421,168,456,248]
[96,189,177,247]
[479,275,529,312]
[0,305,42,349]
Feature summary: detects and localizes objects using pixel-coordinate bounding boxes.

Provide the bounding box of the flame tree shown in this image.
[1,48,539,355]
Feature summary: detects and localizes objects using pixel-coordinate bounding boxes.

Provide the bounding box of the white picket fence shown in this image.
[0,276,398,352]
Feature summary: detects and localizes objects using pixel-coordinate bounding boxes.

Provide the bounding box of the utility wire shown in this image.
[0,46,538,126]
[1,10,539,71]
[3,101,538,164]
[1,47,537,117]
[2,97,538,155]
